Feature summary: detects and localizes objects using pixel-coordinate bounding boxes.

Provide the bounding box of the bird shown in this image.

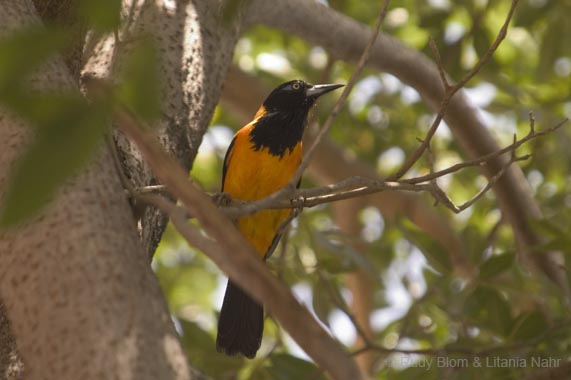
[216,79,343,358]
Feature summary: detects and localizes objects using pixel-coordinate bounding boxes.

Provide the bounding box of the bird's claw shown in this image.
[214,192,233,207]
[290,195,305,217]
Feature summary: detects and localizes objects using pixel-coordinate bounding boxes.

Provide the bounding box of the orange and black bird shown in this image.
[216,80,343,358]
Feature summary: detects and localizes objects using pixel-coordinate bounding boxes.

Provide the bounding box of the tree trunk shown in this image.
[83,0,241,258]
[0,0,244,377]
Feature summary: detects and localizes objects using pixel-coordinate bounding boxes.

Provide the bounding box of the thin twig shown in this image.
[399,118,567,185]
[387,0,520,181]
[264,207,300,259]
[316,270,373,348]
[430,154,530,213]
[293,0,391,185]
[428,37,451,91]
[129,184,167,195]
[221,0,391,219]
[106,132,136,195]
[213,118,567,216]
[352,319,571,359]
[136,117,565,218]
[93,96,363,380]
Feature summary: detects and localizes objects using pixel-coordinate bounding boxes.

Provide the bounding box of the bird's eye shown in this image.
[292,83,301,90]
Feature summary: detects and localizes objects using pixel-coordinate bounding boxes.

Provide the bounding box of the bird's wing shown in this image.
[221,136,236,192]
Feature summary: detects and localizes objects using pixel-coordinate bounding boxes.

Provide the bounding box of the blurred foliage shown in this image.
[0,22,159,226]
[1,0,570,379]
[78,0,121,32]
[0,26,110,226]
[157,1,571,379]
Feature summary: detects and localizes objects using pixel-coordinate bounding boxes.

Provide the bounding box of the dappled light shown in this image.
[1,0,570,379]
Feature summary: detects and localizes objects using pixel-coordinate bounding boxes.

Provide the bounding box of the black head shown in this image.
[263,80,343,113]
[249,80,343,157]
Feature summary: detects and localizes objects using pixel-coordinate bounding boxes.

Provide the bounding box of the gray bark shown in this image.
[0,304,22,380]
[0,1,196,379]
[3,0,559,378]
[83,0,240,258]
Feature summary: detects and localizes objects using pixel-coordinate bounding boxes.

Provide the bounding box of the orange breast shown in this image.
[223,123,302,257]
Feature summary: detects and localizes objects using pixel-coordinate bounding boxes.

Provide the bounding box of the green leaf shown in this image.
[179,320,244,377]
[537,13,565,80]
[0,26,68,92]
[78,0,121,32]
[267,353,326,380]
[514,1,555,27]
[461,225,488,264]
[311,285,332,327]
[479,251,514,279]
[509,311,547,342]
[117,38,160,122]
[463,286,512,336]
[534,238,571,254]
[5,92,90,129]
[0,93,109,227]
[418,9,450,29]
[312,229,371,274]
[401,219,452,274]
[473,29,490,59]
[529,217,568,241]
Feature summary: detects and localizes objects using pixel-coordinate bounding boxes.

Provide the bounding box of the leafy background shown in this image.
[1,0,570,379]
[155,0,571,378]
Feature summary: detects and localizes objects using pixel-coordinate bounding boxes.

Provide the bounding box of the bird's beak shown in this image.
[305,83,344,99]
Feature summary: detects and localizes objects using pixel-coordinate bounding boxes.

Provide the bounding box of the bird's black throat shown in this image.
[249,109,308,157]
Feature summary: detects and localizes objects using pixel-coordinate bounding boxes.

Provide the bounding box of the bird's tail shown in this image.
[216,279,263,358]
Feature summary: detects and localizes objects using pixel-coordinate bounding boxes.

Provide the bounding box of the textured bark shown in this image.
[0,1,191,379]
[115,120,363,380]
[246,0,568,291]
[31,0,84,80]
[4,0,564,377]
[0,304,22,380]
[0,0,242,377]
[83,0,240,258]
[0,1,83,377]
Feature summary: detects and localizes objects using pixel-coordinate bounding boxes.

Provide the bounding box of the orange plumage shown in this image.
[216,80,343,358]
[223,119,302,255]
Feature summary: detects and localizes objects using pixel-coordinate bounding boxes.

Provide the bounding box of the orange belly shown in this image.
[223,126,302,257]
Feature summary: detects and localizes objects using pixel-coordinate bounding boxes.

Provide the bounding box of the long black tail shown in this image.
[216,280,263,358]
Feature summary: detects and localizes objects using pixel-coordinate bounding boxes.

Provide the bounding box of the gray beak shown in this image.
[305,83,344,99]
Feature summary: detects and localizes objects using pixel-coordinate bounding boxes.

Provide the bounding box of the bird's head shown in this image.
[248,80,343,156]
[262,80,343,113]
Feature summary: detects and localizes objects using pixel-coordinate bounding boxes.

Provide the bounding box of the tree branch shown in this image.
[83,0,240,258]
[100,97,362,380]
[388,0,520,181]
[221,65,469,275]
[216,117,566,215]
[136,112,566,283]
[246,0,569,294]
[353,319,571,360]
[227,0,391,216]
[0,2,192,379]
[291,0,391,186]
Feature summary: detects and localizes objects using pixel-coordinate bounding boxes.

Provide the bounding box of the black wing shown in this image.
[221,137,236,192]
